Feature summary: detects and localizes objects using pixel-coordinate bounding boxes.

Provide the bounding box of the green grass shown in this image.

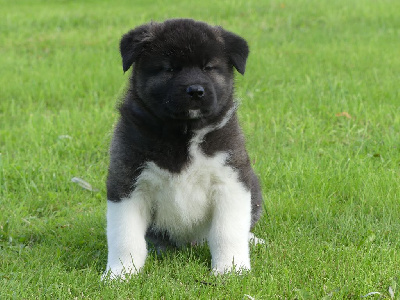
[1,0,399,298]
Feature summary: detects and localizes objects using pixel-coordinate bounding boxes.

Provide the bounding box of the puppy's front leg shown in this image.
[103,195,150,280]
[208,184,252,274]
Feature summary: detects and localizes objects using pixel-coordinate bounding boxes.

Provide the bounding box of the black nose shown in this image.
[186,85,205,98]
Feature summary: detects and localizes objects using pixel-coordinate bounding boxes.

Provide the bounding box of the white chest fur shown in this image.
[135,148,237,243]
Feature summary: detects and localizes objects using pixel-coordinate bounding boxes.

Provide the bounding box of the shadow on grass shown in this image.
[20,212,213,276]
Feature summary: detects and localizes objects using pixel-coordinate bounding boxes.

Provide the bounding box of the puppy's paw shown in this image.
[101,265,138,282]
[211,256,251,275]
[248,232,266,245]
[212,262,251,276]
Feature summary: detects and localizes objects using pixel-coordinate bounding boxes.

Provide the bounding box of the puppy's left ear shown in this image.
[120,23,153,72]
[221,30,249,75]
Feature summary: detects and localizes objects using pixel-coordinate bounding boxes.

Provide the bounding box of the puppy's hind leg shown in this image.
[145,229,176,256]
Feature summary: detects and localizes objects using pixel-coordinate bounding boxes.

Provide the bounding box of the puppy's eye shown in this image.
[165,66,182,73]
[203,65,214,71]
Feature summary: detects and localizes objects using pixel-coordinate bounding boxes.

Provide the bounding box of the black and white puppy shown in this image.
[104,19,263,279]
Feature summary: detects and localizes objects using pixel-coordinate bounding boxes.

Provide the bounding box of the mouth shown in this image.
[188,109,203,119]
[167,108,209,120]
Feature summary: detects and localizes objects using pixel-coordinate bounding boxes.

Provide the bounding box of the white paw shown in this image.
[101,265,139,281]
[212,261,251,275]
[211,254,251,275]
[248,232,265,245]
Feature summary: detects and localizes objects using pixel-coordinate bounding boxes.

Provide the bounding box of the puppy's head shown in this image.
[120,19,249,122]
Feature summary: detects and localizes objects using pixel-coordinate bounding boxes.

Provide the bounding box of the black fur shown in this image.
[107,19,262,229]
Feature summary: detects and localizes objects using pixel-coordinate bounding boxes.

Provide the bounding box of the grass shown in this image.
[1,0,399,298]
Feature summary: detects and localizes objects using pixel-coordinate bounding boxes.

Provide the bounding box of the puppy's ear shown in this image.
[220,30,249,75]
[120,24,153,72]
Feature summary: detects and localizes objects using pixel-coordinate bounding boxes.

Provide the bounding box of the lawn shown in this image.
[1,0,399,298]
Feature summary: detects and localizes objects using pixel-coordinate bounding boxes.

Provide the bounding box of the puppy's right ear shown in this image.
[120,24,153,72]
